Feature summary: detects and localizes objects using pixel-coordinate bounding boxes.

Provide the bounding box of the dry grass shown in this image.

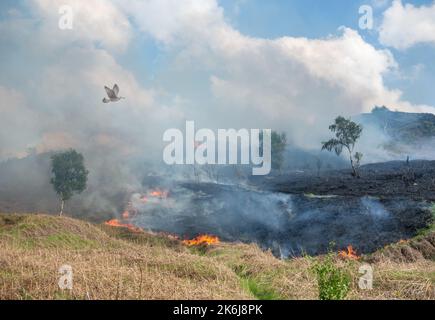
[208,243,317,299]
[347,260,435,300]
[209,243,434,300]
[0,214,248,300]
[0,213,433,300]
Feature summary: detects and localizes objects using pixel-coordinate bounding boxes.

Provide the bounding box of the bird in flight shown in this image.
[102,84,125,103]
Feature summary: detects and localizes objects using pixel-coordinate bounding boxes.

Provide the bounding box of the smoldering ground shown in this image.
[1,0,435,258]
[122,180,432,258]
[1,133,435,257]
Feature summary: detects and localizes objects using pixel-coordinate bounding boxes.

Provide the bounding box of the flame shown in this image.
[104,188,169,234]
[104,219,142,233]
[149,189,168,198]
[183,234,220,246]
[137,189,168,203]
[338,245,359,260]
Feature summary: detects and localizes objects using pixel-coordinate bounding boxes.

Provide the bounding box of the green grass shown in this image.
[0,215,112,251]
[241,277,282,300]
[0,269,18,280]
[415,204,435,238]
[0,226,98,249]
[41,232,98,249]
[18,288,34,300]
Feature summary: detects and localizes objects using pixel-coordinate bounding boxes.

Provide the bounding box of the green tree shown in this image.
[260,131,287,172]
[50,149,89,216]
[322,117,363,177]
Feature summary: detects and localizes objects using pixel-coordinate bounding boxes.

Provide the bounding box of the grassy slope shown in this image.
[0,214,433,300]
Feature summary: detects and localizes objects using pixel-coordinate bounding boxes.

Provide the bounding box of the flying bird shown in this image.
[102,84,125,103]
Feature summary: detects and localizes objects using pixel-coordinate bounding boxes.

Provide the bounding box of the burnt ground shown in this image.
[230,160,435,256]
[0,156,434,257]
[133,161,435,257]
[252,160,435,201]
[133,180,434,257]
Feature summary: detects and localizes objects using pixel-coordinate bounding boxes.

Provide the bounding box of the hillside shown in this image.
[358,106,435,144]
[0,214,433,300]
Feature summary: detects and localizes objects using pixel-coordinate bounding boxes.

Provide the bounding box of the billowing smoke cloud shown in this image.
[116,0,435,147]
[0,0,435,217]
[0,0,186,161]
[1,0,434,158]
[127,183,428,257]
[0,86,39,158]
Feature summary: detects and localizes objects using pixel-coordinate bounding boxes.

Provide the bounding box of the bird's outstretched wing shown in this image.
[105,86,116,99]
[113,84,119,96]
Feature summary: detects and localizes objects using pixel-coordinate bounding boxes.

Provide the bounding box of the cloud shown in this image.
[32,0,132,51]
[118,0,434,146]
[379,0,435,50]
[0,0,434,158]
[32,45,185,159]
[206,28,409,146]
[0,86,40,158]
[0,1,186,161]
[116,0,224,45]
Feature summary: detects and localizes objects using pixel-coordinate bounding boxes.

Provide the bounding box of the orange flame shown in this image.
[104,219,142,233]
[105,189,169,234]
[338,245,359,260]
[149,189,169,198]
[182,234,220,246]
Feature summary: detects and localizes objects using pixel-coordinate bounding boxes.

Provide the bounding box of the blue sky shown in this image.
[115,0,435,107]
[0,0,434,106]
[234,0,431,107]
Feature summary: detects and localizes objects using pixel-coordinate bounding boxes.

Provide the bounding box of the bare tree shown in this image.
[315,157,323,177]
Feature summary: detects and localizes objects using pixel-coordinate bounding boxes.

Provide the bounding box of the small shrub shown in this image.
[312,254,351,300]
